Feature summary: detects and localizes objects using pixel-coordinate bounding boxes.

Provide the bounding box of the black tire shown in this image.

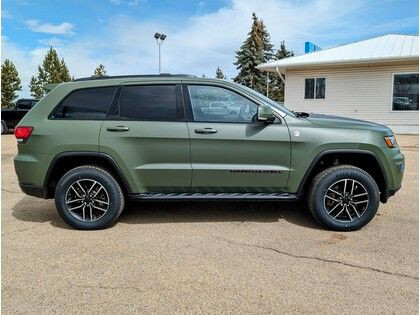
[55,165,125,230]
[1,120,8,135]
[308,165,380,231]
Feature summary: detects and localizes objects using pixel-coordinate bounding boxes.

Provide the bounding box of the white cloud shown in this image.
[38,37,65,47]
[2,10,13,19]
[109,0,144,6]
[26,19,74,35]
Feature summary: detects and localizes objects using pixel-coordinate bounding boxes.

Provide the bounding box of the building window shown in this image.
[305,78,325,99]
[392,73,419,111]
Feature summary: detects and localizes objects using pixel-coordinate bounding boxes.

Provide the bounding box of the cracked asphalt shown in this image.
[2,134,418,314]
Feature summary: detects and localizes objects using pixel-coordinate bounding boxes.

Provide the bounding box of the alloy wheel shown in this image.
[323,178,369,222]
[65,179,109,222]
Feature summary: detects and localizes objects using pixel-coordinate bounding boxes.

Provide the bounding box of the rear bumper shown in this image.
[19,184,48,199]
[382,186,401,203]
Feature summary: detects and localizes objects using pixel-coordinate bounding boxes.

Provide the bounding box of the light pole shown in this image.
[154,32,167,74]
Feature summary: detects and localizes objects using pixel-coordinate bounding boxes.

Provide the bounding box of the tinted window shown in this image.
[305,78,325,99]
[315,78,325,99]
[188,85,258,123]
[16,100,32,110]
[392,73,419,111]
[304,78,315,99]
[52,87,116,120]
[119,85,177,121]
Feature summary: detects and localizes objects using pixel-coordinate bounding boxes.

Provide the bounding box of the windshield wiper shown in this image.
[292,111,310,118]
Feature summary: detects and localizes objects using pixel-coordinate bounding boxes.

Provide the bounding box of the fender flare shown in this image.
[296,149,389,200]
[43,151,133,195]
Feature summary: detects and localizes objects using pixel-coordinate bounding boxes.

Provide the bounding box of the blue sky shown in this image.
[2,0,419,97]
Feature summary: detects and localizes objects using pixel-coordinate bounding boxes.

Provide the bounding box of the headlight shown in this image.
[384,135,398,148]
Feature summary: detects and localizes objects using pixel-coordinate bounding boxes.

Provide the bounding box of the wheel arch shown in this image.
[44,152,132,198]
[297,149,389,203]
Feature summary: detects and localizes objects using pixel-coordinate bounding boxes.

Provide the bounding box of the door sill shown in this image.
[129,192,299,201]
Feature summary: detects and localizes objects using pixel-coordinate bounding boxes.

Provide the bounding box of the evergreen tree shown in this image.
[1,59,22,108]
[270,40,294,102]
[29,47,71,98]
[93,64,107,77]
[215,66,226,79]
[233,13,273,94]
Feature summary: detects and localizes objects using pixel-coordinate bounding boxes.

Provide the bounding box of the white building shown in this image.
[258,34,419,134]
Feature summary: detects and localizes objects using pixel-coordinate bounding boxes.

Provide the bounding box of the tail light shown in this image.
[15,126,34,143]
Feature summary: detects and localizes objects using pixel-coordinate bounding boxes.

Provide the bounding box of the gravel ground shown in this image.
[1,134,418,314]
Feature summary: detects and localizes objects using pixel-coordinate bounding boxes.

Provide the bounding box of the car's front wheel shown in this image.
[308,165,380,231]
[55,165,125,230]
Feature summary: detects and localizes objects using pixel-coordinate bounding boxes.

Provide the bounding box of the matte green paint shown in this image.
[14,76,404,199]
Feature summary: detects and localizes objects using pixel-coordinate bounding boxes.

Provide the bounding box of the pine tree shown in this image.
[215,66,226,79]
[29,47,71,98]
[1,59,22,108]
[233,13,274,94]
[270,40,294,102]
[93,64,107,77]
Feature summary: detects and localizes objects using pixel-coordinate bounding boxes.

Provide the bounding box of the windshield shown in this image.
[232,82,296,116]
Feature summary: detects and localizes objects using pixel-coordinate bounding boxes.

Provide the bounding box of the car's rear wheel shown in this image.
[308,165,380,231]
[55,166,125,230]
[1,120,8,135]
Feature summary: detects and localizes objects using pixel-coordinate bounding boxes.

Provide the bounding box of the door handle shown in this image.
[195,127,217,134]
[107,126,130,132]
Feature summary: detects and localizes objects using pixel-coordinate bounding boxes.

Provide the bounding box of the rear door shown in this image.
[184,83,291,193]
[99,83,191,194]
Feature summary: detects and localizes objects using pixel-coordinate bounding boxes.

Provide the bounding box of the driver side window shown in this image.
[188,85,258,123]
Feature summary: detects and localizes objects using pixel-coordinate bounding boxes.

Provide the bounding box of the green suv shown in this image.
[14,74,404,230]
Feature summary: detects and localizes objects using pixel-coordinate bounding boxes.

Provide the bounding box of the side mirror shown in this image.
[257,105,275,123]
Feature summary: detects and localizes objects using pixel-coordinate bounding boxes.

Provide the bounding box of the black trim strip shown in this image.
[129,192,299,201]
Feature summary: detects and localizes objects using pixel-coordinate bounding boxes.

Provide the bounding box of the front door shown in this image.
[99,83,191,193]
[184,84,291,193]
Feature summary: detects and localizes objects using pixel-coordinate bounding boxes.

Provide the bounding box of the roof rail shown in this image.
[73,74,196,82]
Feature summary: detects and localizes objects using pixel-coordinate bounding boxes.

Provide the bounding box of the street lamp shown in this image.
[154,32,167,74]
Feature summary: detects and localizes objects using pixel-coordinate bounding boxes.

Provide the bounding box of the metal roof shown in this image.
[257,34,419,72]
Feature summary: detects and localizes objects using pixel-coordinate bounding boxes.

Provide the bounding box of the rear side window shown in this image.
[51,86,117,120]
[118,85,177,121]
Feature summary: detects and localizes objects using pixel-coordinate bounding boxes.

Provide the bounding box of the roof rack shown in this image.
[73,74,196,82]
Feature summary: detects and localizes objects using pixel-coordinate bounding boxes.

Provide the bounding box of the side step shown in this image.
[129,192,299,201]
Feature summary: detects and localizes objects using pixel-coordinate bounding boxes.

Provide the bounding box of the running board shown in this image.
[129,192,299,201]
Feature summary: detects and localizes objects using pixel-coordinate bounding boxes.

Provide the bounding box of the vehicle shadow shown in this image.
[11,197,323,230]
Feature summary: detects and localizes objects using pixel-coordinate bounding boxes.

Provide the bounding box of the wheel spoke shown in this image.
[343,179,347,195]
[325,195,341,203]
[345,205,353,221]
[352,192,368,198]
[93,199,109,205]
[70,185,83,198]
[91,204,107,212]
[76,181,87,195]
[350,180,355,195]
[92,186,103,198]
[66,198,83,205]
[327,188,342,197]
[349,203,361,218]
[333,206,346,219]
[87,181,97,194]
[351,200,368,205]
[89,205,93,221]
[82,204,86,221]
[68,203,85,211]
[327,202,341,214]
